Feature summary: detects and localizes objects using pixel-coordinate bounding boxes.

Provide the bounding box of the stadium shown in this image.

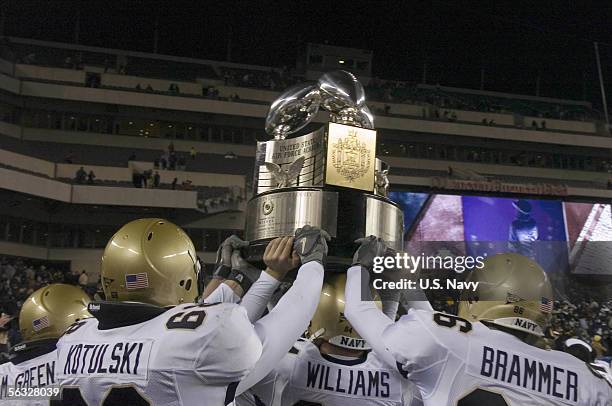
[0,2,611,405]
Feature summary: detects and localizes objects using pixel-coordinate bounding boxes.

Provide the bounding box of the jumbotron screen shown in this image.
[389,191,612,277]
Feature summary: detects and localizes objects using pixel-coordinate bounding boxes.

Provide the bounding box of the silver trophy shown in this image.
[265,83,321,140]
[246,71,404,269]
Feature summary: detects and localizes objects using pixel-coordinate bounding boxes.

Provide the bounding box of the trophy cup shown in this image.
[245,71,404,270]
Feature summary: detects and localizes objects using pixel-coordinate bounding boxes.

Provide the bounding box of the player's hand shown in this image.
[263,236,300,280]
[227,248,263,286]
[0,313,12,329]
[213,235,249,279]
[293,225,331,266]
[352,235,388,271]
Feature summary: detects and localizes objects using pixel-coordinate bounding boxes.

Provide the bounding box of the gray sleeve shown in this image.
[240,271,281,323]
[344,265,397,368]
[201,283,240,304]
[236,261,324,395]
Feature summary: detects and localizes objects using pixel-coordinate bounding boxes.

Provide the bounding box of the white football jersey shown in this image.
[236,339,422,406]
[384,309,612,406]
[56,302,263,405]
[0,347,58,406]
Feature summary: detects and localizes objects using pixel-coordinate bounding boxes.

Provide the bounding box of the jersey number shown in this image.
[433,312,472,333]
[55,386,150,405]
[166,310,206,330]
[457,388,508,405]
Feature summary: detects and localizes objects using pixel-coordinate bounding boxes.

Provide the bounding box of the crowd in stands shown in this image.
[366,80,595,122]
[0,256,93,362]
[221,67,295,91]
[552,299,612,358]
[3,38,600,125]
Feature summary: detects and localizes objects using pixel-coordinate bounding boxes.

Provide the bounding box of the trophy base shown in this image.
[244,187,404,270]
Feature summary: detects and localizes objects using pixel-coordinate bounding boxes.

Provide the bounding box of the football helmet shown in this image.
[458,253,553,337]
[308,273,380,351]
[19,284,91,342]
[101,218,200,307]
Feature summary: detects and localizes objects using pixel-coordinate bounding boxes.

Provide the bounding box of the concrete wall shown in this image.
[101,73,202,95]
[15,64,86,85]
[19,81,610,149]
[71,185,199,208]
[23,127,256,157]
[0,167,72,201]
[0,149,56,177]
[523,116,596,133]
[385,156,609,184]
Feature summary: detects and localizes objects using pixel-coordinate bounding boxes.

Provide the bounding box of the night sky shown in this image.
[5,1,612,107]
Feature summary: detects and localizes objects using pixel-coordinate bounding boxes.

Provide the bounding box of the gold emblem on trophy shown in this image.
[325,122,376,191]
[331,130,370,182]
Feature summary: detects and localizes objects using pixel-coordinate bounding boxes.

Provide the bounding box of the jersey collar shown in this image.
[10,338,57,365]
[88,301,169,330]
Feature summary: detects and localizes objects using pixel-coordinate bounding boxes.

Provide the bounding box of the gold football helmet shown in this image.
[458,253,553,337]
[308,273,380,351]
[19,284,91,342]
[101,218,200,307]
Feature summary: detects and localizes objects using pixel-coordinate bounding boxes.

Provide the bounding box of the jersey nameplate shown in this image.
[58,339,153,382]
[290,357,401,401]
[466,340,579,405]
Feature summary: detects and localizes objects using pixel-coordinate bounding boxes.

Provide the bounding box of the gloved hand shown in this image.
[227,247,263,291]
[293,225,330,265]
[263,236,300,280]
[352,235,388,271]
[213,235,249,279]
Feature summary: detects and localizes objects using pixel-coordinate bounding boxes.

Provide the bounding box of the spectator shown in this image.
[132,172,142,188]
[87,170,96,185]
[64,151,75,164]
[160,155,167,170]
[135,83,142,90]
[128,152,136,161]
[153,171,160,187]
[168,153,177,170]
[168,142,175,153]
[78,270,88,288]
[531,120,538,129]
[593,335,608,358]
[177,156,186,170]
[190,147,197,160]
[541,120,547,129]
[145,84,153,91]
[75,167,87,184]
[171,177,178,190]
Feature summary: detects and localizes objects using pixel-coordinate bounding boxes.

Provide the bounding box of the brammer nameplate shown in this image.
[245,190,339,241]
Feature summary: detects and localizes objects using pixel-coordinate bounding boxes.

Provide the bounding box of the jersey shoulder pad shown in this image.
[193,303,262,385]
[587,362,612,389]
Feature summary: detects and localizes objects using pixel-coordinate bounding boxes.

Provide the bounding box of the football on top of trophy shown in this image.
[265,71,374,140]
[265,83,322,140]
[318,70,366,112]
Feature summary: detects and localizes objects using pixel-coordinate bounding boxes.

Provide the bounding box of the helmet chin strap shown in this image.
[308,328,325,341]
[328,335,372,351]
[491,317,544,337]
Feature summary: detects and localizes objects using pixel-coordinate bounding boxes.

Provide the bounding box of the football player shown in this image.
[344,237,612,405]
[0,284,91,405]
[55,219,327,405]
[235,272,423,406]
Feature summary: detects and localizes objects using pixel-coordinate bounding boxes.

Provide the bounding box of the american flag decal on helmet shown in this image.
[540,297,553,313]
[32,316,50,331]
[125,273,149,290]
